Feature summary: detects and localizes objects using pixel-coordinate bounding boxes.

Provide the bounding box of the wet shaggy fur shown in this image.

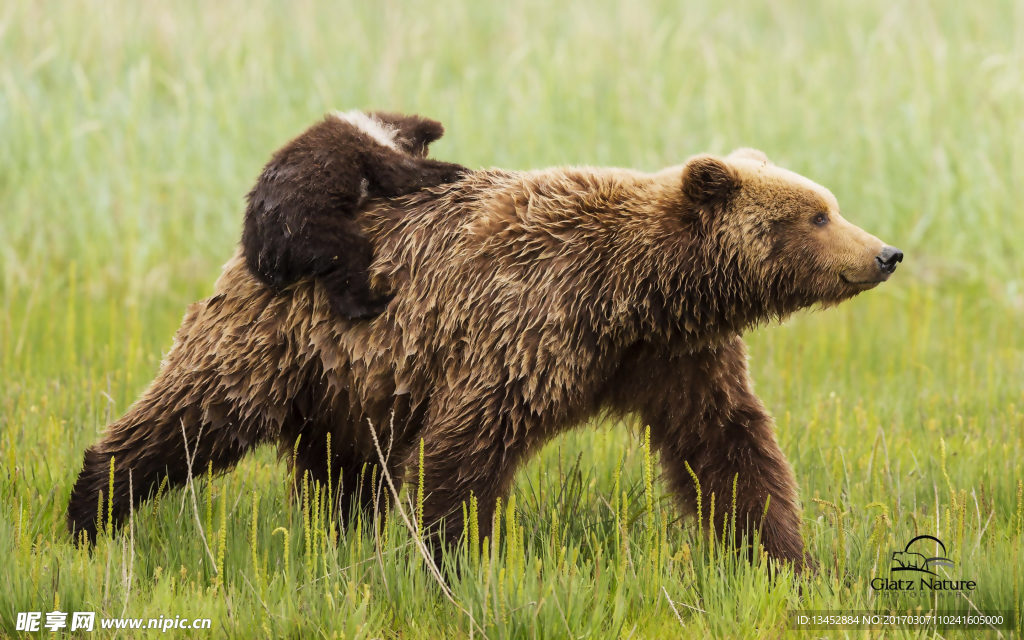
[68,150,900,569]
[241,111,467,320]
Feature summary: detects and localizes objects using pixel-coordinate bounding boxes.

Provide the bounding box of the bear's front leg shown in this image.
[611,335,807,568]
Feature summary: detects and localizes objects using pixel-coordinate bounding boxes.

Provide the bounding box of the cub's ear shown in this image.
[370,112,446,157]
[408,117,445,150]
[681,155,739,206]
[727,147,772,165]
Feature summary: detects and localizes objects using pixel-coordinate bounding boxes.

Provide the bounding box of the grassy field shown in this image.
[2,0,1023,637]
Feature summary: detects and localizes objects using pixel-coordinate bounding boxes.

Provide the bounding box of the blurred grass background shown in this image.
[1,0,1023,637]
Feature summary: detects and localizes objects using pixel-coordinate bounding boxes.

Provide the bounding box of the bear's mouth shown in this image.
[840,273,884,289]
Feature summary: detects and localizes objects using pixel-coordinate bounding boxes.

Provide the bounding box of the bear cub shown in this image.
[241,110,468,319]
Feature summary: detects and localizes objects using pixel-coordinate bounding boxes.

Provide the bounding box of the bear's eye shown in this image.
[812,212,829,227]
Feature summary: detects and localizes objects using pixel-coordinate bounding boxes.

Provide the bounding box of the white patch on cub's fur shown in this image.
[358,178,369,206]
[332,110,400,151]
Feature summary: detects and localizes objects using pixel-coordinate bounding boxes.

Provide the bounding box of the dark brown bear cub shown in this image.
[241,110,467,319]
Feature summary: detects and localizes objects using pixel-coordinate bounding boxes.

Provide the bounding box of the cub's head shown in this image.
[680,148,902,310]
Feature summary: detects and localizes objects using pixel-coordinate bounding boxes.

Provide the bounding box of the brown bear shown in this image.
[67,148,902,570]
[242,110,467,320]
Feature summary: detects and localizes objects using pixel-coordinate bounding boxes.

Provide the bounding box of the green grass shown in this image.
[2,0,1023,637]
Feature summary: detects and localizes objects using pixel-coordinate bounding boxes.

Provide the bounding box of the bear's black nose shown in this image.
[876,246,904,274]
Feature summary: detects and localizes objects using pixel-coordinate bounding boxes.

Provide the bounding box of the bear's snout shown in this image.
[875,245,903,276]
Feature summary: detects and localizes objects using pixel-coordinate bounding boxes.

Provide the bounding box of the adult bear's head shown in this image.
[679,148,902,313]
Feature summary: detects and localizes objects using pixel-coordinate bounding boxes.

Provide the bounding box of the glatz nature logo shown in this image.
[871,535,977,593]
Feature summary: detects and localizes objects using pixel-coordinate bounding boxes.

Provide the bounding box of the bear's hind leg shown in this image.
[285,420,408,530]
[413,405,538,571]
[67,400,270,545]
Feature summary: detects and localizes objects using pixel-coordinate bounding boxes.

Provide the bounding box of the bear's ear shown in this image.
[681,155,739,207]
[727,148,772,165]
